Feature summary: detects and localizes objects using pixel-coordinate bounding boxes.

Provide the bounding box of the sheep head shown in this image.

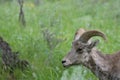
[62,30,106,67]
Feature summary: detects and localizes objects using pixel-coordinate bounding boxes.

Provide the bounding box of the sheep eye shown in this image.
[76,48,83,53]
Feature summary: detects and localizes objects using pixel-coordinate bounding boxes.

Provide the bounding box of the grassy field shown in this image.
[0,0,120,80]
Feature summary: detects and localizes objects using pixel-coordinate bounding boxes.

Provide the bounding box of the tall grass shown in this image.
[0,0,120,80]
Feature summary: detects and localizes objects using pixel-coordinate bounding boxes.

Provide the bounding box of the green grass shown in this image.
[0,0,120,80]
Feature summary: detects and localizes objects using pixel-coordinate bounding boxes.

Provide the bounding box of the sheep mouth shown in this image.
[62,63,72,68]
[62,62,80,68]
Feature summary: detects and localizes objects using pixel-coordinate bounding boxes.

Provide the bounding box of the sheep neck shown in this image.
[83,49,120,80]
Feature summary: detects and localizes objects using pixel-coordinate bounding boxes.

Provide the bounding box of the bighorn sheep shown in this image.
[62,28,120,80]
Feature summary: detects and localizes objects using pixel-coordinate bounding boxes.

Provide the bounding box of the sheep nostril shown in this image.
[62,60,66,64]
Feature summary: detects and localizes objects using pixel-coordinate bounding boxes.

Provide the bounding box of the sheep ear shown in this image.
[88,40,99,49]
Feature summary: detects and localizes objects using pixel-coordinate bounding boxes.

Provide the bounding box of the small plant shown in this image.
[18,0,26,26]
[0,37,29,79]
[42,29,63,65]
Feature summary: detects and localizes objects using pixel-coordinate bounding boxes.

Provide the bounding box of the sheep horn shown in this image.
[79,30,107,43]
